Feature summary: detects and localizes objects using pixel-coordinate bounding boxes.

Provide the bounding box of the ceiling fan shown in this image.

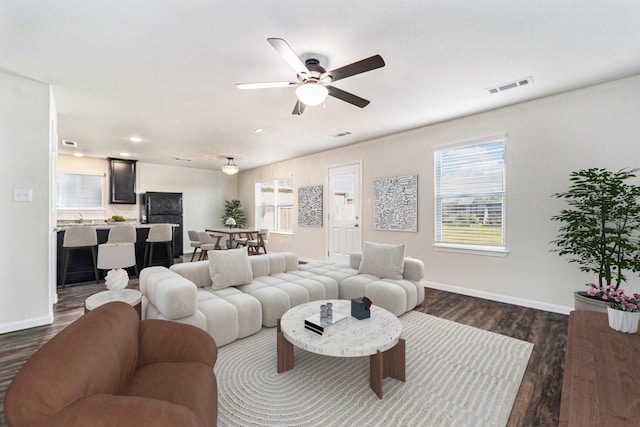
[236,38,385,115]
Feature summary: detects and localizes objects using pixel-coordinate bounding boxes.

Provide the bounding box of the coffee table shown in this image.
[277,299,405,399]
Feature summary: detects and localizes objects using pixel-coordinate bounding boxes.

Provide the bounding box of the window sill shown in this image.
[270,231,293,237]
[432,243,509,257]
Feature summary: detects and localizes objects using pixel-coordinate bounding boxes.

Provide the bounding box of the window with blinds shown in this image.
[255,176,293,232]
[56,172,104,209]
[434,138,506,252]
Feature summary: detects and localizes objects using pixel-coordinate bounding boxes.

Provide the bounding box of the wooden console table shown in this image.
[559,310,640,426]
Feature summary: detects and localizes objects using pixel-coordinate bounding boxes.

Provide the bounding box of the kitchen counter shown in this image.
[56,224,179,286]
[55,221,178,231]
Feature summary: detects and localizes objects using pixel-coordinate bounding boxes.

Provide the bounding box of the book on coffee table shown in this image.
[304,312,347,335]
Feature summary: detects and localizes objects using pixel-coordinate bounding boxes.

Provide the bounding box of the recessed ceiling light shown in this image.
[73,152,84,158]
[129,136,142,143]
[255,128,264,133]
[119,152,130,157]
[61,140,78,147]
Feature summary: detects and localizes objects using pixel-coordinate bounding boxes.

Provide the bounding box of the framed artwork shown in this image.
[374,174,418,232]
[298,185,323,227]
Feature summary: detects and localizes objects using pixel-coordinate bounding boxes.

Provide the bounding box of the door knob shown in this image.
[354,224,359,228]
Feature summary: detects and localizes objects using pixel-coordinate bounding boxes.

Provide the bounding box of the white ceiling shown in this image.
[2,1,640,171]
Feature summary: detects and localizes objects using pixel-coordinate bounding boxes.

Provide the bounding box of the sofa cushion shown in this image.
[170,261,212,288]
[358,241,405,280]
[208,247,253,290]
[125,362,217,427]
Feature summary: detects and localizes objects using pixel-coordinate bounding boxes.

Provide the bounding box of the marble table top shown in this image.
[280,299,402,358]
[85,289,142,311]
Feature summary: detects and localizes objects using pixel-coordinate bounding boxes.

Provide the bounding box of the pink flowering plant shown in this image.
[587,283,640,312]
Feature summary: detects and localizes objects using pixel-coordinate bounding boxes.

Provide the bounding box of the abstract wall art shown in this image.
[298,185,323,227]
[374,174,418,232]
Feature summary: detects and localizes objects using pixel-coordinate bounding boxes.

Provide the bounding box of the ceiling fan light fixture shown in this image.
[295,83,328,106]
[221,157,239,175]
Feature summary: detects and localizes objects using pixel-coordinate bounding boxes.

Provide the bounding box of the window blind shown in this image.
[56,172,103,209]
[434,139,505,248]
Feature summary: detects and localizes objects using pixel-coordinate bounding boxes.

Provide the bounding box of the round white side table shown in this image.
[85,289,142,319]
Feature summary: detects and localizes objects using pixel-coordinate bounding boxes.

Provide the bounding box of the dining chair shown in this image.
[247,229,269,254]
[197,231,223,260]
[187,230,202,261]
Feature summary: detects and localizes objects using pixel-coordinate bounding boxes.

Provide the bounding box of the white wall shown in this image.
[238,74,640,313]
[56,155,237,255]
[138,162,237,250]
[0,72,54,332]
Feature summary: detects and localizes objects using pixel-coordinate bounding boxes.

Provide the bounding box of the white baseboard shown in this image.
[0,314,54,334]
[425,281,572,315]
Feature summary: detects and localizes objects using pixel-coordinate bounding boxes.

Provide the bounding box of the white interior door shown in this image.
[327,162,362,264]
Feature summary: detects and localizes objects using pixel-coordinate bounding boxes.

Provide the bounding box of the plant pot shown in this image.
[607,307,640,333]
[574,291,609,313]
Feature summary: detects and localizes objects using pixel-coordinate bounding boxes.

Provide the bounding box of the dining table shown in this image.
[205,228,257,249]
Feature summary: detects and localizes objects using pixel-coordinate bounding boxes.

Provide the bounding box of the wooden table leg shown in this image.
[277,319,294,373]
[369,338,405,399]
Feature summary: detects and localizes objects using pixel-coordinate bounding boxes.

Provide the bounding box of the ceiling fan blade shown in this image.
[236,81,297,90]
[292,100,306,115]
[267,38,310,77]
[327,86,370,108]
[328,55,385,83]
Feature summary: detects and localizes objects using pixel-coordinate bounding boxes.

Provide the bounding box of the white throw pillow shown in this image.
[208,247,253,290]
[358,241,405,280]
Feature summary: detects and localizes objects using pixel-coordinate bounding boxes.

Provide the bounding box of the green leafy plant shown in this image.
[551,168,640,293]
[222,199,246,229]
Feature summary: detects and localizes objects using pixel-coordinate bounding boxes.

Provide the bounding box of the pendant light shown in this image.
[221,157,239,175]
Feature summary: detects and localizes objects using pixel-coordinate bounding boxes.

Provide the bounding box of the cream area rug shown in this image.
[215,311,533,427]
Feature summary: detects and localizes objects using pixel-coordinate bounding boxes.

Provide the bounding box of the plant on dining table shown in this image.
[587,283,640,312]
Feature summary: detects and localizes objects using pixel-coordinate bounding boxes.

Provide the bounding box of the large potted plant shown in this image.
[222,199,246,229]
[551,168,640,312]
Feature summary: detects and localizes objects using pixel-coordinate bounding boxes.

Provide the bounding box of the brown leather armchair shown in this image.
[4,301,218,427]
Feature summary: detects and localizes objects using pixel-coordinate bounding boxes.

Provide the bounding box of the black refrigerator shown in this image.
[140,192,183,257]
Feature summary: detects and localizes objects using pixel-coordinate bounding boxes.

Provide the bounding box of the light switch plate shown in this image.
[13,188,33,202]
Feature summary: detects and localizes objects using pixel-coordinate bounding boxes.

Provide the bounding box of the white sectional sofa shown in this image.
[139,244,426,347]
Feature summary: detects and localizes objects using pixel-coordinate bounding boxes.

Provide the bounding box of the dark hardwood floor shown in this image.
[0,284,567,427]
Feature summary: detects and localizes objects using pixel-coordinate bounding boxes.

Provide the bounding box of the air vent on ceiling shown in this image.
[487,76,533,94]
[173,157,192,162]
[331,131,352,138]
[61,140,78,147]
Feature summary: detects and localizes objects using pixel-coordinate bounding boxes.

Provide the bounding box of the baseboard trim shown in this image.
[0,314,54,334]
[425,281,572,315]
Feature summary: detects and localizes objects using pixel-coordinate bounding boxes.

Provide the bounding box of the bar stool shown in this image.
[188,230,202,262]
[143,224,174,267]
[60,226,99,288]
[197,231,223,260]
[107,224,138,276]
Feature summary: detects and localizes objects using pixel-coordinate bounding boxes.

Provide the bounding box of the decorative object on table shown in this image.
[374,174,418,232]
[106,215,126,222]
[97,242,136,297]
[225,217,236,230]
[588,283,640,333]
[222,199,246,228]
[551,168,640,311]
[351,296,372,320]
[298,185,323,227]
[304,310,347,335]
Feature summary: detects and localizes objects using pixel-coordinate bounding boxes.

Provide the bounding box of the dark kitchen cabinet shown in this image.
[108,158,137,204]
